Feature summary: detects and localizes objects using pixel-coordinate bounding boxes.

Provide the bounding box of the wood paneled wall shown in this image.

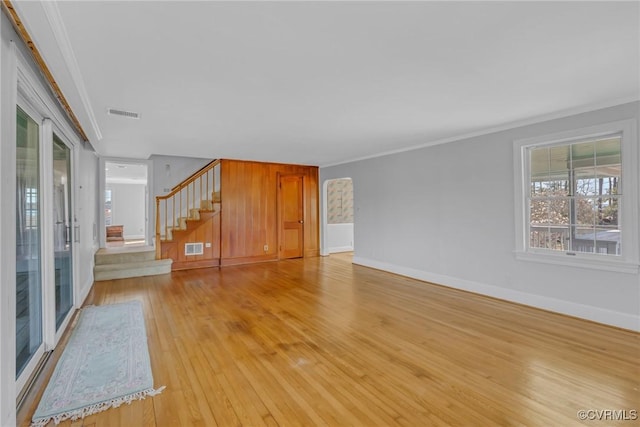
[220,159,319,265]
[160,211,221,270]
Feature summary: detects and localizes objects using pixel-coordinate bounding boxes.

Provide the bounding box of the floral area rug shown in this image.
[31,300,164,426]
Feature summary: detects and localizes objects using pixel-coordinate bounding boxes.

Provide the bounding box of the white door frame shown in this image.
[13,48,82,394]
[321,177,355,256]
[49,122,78,346]
[98,157,153,248]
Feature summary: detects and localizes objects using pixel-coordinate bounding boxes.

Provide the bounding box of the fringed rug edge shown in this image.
[30,385,165,427]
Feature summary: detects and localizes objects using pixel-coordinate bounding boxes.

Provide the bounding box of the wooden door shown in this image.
[279,174,304,259]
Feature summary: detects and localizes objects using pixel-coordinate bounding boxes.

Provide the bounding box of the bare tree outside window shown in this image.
[528,136,621,255]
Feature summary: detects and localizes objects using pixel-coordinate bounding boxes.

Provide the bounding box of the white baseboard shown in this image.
[328,245,354,254]
[353,256,640,332]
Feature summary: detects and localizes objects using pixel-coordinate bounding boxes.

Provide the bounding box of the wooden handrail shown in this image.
[169,159,219,193]
[158,159,219,201]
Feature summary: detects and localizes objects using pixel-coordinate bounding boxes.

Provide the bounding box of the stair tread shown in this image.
[95,248,157,265]
[96,246,155,255]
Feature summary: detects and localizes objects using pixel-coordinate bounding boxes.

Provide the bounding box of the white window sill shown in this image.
[515,251,639,274]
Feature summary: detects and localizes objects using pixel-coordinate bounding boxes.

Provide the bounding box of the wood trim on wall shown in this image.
[1,0,89,142]
[220,254,278,267]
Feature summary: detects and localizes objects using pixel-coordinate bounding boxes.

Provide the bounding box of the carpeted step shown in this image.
[95,247,156,265]
[201,199,214,211]
[94,259,172,281]
[200,200,221,212]
[189,208,201,220]
[165,219,188,241]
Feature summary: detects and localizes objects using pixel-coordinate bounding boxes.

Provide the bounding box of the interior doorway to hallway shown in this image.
[323,177,354,255]
[104,161,149,248]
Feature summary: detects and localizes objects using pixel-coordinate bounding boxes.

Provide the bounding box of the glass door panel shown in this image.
[53,134,73,329]
[16,107,43,378]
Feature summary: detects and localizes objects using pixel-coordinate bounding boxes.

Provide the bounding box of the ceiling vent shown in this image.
[107,108,140,119]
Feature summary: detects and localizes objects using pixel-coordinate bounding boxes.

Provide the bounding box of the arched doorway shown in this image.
[322,177,354,255]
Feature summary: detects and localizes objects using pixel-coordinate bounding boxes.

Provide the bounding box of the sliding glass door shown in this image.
[53,135,73,329]
[15,108,77,394]
[16,107,43,379]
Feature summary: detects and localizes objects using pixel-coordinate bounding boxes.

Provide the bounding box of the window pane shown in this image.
[596,196,619,227]
[539,177,570,197]
[530,199,549,224]
[575,198,596,226]
[53,134,73,329]
[571,141,595,169]
[530,225,571,251]
[594,228,621,255]
[575,174,597,196]
[548,145,570,173]
[594,166,621,197]
[548,198,570,225]
[530,227,550,249]
[16,107,42,378]
[530,146,550,179]
[595,137,621,167]
[573,227,596,254]
[572,227,620,256]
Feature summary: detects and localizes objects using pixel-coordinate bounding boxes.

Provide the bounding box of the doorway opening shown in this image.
[104,161,148,248]
[322,177,354,256]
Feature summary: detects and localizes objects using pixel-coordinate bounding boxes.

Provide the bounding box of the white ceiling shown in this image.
[12,1,640,167]
[105,161,148,185]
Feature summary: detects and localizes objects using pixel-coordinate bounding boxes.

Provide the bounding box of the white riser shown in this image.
[94,259,172,281]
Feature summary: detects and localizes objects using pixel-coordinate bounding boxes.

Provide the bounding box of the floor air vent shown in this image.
[107,108,140,119]
[185,243,204,256]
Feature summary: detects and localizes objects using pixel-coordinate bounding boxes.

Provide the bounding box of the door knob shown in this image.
[299,220,304,224]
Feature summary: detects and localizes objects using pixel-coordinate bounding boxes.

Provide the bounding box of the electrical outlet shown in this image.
[264,244,268,252]
[205,242,211,248]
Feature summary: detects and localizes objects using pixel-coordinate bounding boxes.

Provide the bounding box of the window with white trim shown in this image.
[529,135,621,255]
[514,120,639,273]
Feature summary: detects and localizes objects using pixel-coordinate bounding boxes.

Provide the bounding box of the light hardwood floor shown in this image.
[19,253,639,426]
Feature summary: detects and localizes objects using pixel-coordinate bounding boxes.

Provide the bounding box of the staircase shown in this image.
[156,159,222,270]
[94,246,172,281]
[163,196,220,241]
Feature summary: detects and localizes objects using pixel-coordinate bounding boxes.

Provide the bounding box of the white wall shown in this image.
[76,147,99,304]
[107,183,146,239]
[320,101,640,331]
[150,154,212,198]
[327,224,354,253]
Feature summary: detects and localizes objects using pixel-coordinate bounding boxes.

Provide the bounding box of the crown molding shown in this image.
[320,96,640,168]
[40,1,102,142]
[16,47,81,147]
